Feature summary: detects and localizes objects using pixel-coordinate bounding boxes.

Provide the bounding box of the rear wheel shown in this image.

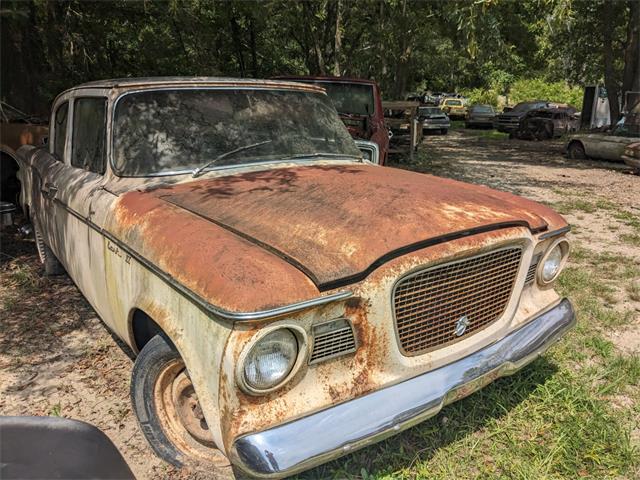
[568,141,587,160]
[33,222,64,276]
[131,334,227,469]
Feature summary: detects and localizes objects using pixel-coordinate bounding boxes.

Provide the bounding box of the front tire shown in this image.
[131,334,225,469]
[568,141,587,160]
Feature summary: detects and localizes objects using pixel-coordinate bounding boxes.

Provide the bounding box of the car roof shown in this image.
[59,76,325,95]
[274,75,378,86]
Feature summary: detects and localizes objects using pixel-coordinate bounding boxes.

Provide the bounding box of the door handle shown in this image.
[43,183,58,199]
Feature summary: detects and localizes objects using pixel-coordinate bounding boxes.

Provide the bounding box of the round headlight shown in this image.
[243,329,298,391]
[539,239,569,284]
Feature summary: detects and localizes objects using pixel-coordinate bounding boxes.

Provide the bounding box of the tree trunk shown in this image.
[333,0,342,76]
[229,12,246,77]
[602,0,620,123]
[622,0,640,108]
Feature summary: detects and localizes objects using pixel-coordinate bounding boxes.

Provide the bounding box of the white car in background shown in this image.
[567,104,640,161]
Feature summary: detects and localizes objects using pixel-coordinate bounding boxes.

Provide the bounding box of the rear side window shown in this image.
[72,97,107,174]
[53,102,69,160]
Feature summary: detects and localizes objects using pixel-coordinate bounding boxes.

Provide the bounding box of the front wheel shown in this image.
[441,129,448,134]
[131,334,227,469]
[568,141,587,160]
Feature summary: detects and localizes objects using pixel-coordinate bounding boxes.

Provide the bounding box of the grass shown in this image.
[450,120,510,140]
[621,233,640,247]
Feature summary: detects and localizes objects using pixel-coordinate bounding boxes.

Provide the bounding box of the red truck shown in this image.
[276,76,390,164]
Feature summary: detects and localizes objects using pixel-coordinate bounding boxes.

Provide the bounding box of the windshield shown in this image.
[113,89,360,176]
[444,99,462,106]
[471,105,494,113]
[306,82,375,116]
[513,102,546,113]
[419,107,442,115]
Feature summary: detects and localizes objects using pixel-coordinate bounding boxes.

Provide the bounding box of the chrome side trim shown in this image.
[538,225,570,240]
[231,298,575,478]
[53,198,352,321]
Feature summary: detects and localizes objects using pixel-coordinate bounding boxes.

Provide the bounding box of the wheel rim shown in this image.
[570,144,584,159]
[154,360,218,460]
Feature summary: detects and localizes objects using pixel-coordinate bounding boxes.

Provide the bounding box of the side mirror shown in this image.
[354,140,380,165]
[0,416,135,479]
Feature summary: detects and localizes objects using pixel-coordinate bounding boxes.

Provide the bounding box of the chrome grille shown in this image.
[393,247,523,355]
[309,318,356,364]
[525,253,542,284]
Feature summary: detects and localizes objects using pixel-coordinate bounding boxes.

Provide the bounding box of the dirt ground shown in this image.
[1,128,638,479]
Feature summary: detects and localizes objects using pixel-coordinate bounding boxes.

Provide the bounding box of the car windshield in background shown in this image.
[472,105,494,113]
[445,99,462,106]
[419,107,442,115]
[512,102,546,112]
[307,82,375,116]
[113,89,361,176]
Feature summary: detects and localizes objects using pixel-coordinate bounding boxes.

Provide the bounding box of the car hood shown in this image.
[133,164,561,290]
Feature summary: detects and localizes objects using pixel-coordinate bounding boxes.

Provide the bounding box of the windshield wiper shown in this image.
[192,140,273,178]
[281,152,362,161]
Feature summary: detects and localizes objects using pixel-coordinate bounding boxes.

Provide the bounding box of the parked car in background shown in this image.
[0,102,48,204]
[622,142,640,173]
[465,104,496,128]
[276,76,389,164]
[418,105,450,134]
[440,97,467,119]
[515,107,580,140]
[496,101,552,134]
[566,121,640,161]
[17,77,575,478]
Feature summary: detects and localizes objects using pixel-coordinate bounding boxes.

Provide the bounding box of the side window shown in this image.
[53,102,69,160]
[72,97,107,174]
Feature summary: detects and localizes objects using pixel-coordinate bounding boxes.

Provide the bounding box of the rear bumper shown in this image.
[232,299,575,478]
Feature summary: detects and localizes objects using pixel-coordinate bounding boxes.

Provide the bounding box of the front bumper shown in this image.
[423,122,450,130]
[232,299,575,478]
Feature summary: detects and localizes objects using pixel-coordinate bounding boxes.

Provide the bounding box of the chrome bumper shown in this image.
[232,299,575,478]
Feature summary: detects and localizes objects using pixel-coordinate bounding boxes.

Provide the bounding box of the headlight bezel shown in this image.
[236,325,308,396]
[537,238,570,286]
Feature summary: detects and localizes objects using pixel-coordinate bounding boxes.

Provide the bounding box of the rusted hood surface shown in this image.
[148,164,564,290]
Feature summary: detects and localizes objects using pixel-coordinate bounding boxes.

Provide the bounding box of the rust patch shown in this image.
[108,190,320,314]
[147,164,566,288]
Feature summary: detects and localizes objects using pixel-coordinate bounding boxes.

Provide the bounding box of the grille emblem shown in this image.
[454,316,470,337]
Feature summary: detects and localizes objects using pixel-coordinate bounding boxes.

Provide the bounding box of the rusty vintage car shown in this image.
[515,107,579,141]
[17,77,575,478]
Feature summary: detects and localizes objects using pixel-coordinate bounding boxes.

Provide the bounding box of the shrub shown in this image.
[508,78,583,109]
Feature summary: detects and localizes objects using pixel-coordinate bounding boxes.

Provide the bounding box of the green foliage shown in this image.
[460,87,500,107]
[509,78,584,109]
[0,0,634,116]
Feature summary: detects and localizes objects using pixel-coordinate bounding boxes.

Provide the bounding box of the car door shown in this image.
[597,127,636,161]
[53,95,112,315]
[31,100,70,256]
